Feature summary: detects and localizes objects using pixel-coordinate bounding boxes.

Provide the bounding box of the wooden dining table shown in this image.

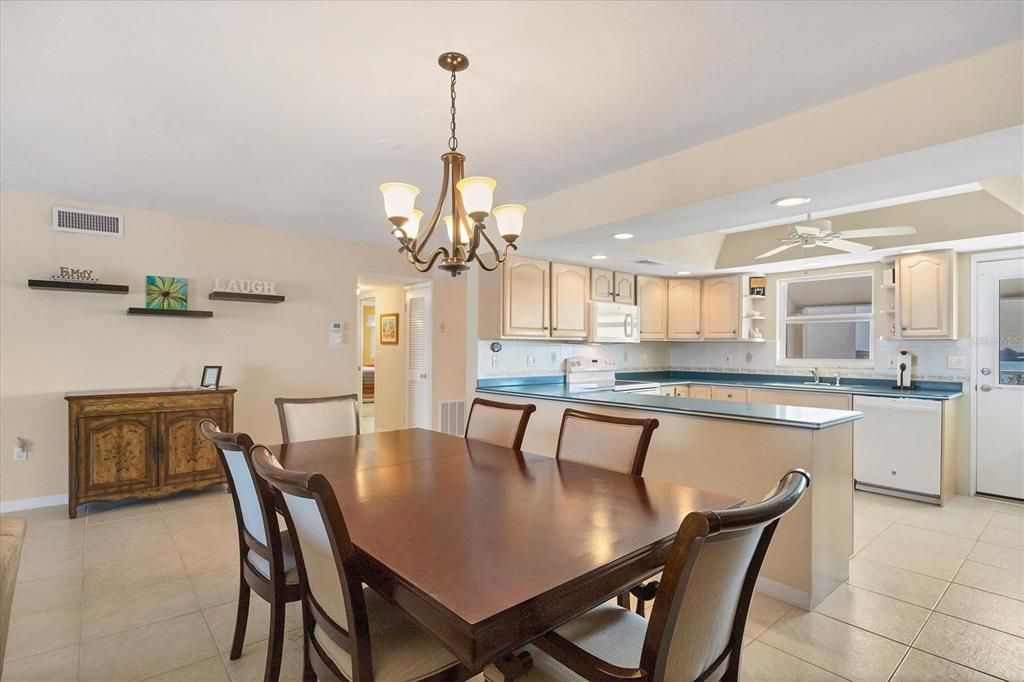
[271,428,743,672]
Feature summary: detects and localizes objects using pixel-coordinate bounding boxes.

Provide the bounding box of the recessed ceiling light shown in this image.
[772,196,811,207]
[591,255,607,260]
[901,248,923,254]
[676,271,691,275]
[613,233,634,240]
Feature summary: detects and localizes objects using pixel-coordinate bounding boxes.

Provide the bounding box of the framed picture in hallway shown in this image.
[380,313,399,344]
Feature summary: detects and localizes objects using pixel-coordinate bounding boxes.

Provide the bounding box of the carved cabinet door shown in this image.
[159,408,228,486]
[77,413,159,497]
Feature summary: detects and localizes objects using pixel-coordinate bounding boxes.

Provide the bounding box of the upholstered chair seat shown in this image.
[312,587,459,682]
[247,530,299,585]
[275,394,359,443]
[465,398,537,450]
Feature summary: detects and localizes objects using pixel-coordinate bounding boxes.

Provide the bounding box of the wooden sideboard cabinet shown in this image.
[65,387,235,518]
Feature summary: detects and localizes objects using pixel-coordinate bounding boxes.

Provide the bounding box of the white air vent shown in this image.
[633,258,664,266]
[438,400,466,436]
[52,207,123,237]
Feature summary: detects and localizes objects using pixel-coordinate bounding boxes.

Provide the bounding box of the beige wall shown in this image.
[0,190,466,506]
[369,285,405,432]
[360,302,375,366]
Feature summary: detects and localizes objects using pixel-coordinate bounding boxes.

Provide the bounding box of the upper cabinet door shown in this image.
[614,272,636,304]
[899,251,955,339]
[590,268,615,302]
[551,263,589,338]
[702,275,740,339]
[503,256,550,338]
[668,278,702,339]
[637,276,668,340]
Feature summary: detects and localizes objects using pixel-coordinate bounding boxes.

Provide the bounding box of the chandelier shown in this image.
[379,52,525,277]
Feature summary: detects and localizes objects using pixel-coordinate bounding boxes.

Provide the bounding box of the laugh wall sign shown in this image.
[212,278,278,295]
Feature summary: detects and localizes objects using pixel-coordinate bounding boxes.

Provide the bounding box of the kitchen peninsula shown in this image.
[477,373,865,610]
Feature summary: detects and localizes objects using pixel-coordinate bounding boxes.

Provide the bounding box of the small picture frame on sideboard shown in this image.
[200,365,222,389]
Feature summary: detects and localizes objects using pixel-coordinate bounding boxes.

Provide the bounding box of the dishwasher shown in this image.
[853,395,942,501]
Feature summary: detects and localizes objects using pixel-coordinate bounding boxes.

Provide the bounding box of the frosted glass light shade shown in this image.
[444,215,472,244]
[379,182,420,223]
[403,209,423,241]
[456,176,496,220]
[493,204,526,240]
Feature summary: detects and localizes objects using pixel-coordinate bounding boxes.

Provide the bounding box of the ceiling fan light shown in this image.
[493,204,526,241]
[379,182,420,225]
[456,176,497,222]
[772,196,811,207]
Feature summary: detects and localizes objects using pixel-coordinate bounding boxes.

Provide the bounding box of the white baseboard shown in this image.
[0,493,68,514]
[755,576,811,610]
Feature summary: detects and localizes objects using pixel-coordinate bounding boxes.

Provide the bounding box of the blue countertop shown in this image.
[475,382,864,430]
[617,371,963,400]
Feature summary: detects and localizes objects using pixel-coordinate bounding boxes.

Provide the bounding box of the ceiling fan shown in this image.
[755,215,916,259]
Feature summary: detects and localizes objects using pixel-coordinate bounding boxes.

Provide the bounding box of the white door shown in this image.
[976,256,1024,500]
[406,286,432,429]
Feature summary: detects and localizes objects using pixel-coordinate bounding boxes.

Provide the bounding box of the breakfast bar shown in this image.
[477,377,864,609]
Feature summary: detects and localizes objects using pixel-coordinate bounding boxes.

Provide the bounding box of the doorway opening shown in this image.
[357,275,431,432]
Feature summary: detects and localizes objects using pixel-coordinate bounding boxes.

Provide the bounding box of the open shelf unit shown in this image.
[208,291,285,303]
[740,273,767,341]
[127,307,213,318]
[28,279,129,294]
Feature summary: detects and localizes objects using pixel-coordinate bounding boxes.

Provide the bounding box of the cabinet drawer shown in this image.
[711,387,748,402]
[78,393,229,416]
[673,386,690,398]
[689,385,712,400]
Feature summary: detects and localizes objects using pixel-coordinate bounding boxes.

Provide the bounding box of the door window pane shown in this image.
[999,277,1024,386]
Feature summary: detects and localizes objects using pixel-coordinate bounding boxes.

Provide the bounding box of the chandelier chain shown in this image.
[448,70,458,151]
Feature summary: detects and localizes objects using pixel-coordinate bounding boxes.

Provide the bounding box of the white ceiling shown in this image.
[2,1,1022,246]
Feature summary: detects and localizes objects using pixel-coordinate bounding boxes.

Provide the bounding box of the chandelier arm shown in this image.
[477,225,503,261]
[414,157,452,259]
[410,246,448,272]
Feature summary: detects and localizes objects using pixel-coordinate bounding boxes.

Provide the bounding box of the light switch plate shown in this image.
[947,355,966,370]
[526,354,536,368]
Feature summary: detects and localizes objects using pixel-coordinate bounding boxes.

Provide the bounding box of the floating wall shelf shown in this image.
[28,279,129,294]
[127,307,213,318]
[208,291,285,303]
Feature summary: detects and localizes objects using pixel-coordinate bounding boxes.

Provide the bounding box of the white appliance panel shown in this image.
[853,396,942,497]
[589,302,640,343]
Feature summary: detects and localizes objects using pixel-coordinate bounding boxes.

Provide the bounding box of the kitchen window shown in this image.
[778,272,874,367]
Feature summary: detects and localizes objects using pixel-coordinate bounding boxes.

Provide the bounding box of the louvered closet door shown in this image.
[406,287,432,429]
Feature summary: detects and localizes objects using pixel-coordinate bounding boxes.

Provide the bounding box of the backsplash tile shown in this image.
[478,339,970,383]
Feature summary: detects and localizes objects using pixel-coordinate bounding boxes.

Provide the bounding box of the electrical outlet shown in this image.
[947,356,966,370]
[13,447,27,461]
[623,351,630,363]
[491,354,499,369]
[887,355,898,369]
[724,354,732,365]
[550,352,558,364]
[526,354,536,368]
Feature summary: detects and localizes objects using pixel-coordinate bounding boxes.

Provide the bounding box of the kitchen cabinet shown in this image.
[673,385,690,398]
[688,385,713,400]
[898,251,956,339]
[590,269,636,304]
[701,275,741,339]
[659,385,676,396]
[668,278,702,340]
[551,263,589,338]
[614,272,636,305]
[637,276,668,340]
[590,268,615,302]
[66,388,235,518]
[711,386,748,402]
[477,256,588,340]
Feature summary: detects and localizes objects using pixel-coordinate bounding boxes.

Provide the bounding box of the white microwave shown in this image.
[588,302,640,343]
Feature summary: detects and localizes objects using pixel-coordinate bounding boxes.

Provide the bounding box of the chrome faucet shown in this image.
[834,373,841,386]
[809,368,820,384]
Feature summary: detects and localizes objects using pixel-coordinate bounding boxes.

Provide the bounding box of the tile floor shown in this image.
[3,488,1022,681]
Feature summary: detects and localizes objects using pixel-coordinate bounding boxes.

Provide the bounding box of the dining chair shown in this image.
[275,394,360,443]
[554,408,659,476]
[250,446,473,682]
[465,398,537,450]
[485,469,811,682]
[200,420,301,682]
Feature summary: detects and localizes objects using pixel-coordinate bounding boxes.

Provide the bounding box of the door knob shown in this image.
[980,385,993,392]
[980,367,992,376]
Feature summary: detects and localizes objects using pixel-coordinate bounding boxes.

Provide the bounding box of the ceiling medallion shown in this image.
[379,52,525,276]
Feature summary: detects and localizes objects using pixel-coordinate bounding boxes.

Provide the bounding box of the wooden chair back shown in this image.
[275,394,359,443]
[199,420,286,583]
[555,408,659,476]
[465,398,537,450]
[250,446,373,681]
[643,469,810,681]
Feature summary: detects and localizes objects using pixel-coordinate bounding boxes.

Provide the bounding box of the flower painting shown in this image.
[145,275,189,310]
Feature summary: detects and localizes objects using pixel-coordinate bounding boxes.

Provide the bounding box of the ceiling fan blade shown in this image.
[825,239,874,254]
[755,243,800,259]
[835,226,916,239]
